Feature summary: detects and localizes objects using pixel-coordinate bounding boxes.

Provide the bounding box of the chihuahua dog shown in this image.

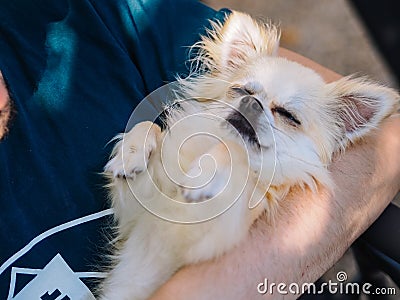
[99,12,399,300]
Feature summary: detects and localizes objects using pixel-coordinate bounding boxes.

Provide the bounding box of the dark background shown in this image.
[350,0,400,84]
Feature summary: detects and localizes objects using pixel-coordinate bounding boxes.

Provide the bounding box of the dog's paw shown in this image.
[105,146,148,180]
[105,121,161,180]
[181,156,230,203]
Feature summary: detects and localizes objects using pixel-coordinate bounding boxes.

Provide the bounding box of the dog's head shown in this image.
[181,12,399,188]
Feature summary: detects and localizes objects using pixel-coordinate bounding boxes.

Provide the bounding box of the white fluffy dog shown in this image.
[99,12,399,300]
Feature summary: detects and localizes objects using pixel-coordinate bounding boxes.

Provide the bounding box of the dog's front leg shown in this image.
[105,121,161,232]
[181,140,250,203]
[105,121,161,179]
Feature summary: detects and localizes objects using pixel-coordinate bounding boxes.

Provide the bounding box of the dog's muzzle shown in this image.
[226,96,263,146]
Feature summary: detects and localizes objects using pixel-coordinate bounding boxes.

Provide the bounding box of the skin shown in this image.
[149,49,400,299]
[0,72,7,110]
[0,72,11,139]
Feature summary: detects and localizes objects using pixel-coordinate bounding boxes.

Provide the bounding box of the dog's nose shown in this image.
[240,96,263,113]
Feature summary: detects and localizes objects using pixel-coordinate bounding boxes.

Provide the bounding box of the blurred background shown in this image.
[202,1,400,299]
[203,0,399,88]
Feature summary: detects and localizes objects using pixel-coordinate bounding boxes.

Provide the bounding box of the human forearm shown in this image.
[0,71,11,139]
[272,116,400,290]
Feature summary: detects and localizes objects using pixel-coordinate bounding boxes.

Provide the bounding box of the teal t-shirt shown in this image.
[0,0,228,298]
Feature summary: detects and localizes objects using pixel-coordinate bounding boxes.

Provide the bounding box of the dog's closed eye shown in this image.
[271,106,301,126]
[227,85,254,98]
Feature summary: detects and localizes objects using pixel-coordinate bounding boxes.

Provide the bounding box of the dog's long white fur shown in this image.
[99,12,399,300]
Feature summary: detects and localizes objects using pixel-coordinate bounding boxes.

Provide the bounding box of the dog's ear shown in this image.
[200,12,279,73]
[327,76,399,144]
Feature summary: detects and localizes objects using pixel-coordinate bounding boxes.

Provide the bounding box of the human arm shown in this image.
[149,50,400,300]
[0,71,11,139]
[0,72,7,109]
